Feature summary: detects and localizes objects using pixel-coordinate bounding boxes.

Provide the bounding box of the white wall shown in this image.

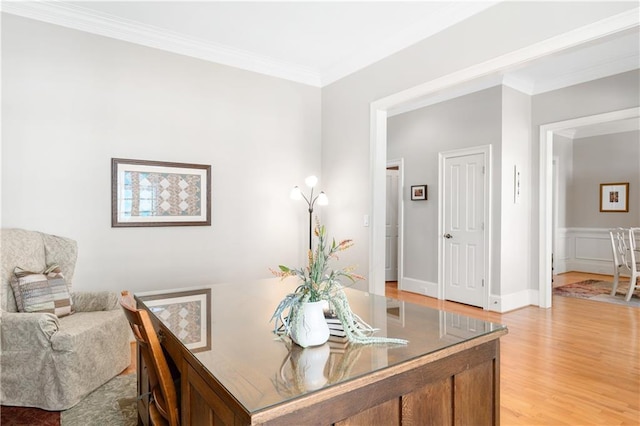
[570,130,640,227]
[1,14,322,292]
[553,135,574,230]
[499,86,532,303]
[323,1,635,303]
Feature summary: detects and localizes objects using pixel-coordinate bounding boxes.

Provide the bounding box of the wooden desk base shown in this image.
[188,341,499,425]
[138,328,501,425]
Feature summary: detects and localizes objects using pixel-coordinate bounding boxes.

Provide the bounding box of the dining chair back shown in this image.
[609,228,640,301]
[625,228,640,301]
[120,291,180,426]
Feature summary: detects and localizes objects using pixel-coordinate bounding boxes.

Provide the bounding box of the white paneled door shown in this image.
[443,152,486,307]
[385,169,399,282]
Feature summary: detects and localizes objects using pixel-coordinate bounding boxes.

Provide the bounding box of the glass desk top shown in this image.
[136,277,506,415]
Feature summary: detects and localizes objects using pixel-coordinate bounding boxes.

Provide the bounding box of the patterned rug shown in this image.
[0,374,137,426]
[554,279,640,307]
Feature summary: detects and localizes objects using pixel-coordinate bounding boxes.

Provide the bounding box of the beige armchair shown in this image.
[0,229,131,410]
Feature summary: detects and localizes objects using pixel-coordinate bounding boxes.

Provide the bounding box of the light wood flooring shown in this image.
[552,271,613,288]
[387,272,639,425]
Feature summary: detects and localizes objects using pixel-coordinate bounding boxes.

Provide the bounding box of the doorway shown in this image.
[385,160,404,287]
[538,107,640,308]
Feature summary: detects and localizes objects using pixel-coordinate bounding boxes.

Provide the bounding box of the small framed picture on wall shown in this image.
[411,185,427,201]
[599,182,629,212]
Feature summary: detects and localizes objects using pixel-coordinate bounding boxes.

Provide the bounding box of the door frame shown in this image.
[367,10,636,297]
[438,145,492,309]
[538,106,640,308]
[386,158,404,289]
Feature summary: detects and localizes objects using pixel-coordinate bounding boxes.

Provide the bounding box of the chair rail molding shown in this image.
[554,227,640,276]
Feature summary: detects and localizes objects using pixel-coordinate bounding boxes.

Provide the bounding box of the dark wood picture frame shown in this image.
[599,182,629,213]
[112,158,211,227]
[138,288,212,352]
[411,185,427,201]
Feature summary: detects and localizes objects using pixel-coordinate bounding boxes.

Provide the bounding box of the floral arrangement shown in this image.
[271,220,407,346]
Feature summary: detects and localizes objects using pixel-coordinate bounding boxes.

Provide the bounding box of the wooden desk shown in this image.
[136,278,507,425]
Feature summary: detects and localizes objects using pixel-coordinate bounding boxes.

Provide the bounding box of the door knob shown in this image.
[444,233,453,239]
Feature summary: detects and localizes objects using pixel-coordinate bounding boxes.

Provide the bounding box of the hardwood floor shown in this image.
[386,273,640,425]
[551,271,612,288]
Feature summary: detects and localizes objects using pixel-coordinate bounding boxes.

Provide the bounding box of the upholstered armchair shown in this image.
[0,229,131,410]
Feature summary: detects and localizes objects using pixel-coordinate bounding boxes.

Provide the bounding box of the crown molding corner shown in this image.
[2,1,323,87]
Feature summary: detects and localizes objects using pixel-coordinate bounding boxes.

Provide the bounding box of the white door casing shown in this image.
[439,146,490,309]
[385,168,400,281]
[538,107,640,308]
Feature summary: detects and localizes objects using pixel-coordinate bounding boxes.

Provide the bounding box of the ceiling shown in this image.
[4,1,638,92]
[3,1,497,87]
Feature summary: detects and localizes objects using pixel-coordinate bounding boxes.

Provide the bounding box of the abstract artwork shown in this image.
[112,158,211,227]
[139,289,211,352]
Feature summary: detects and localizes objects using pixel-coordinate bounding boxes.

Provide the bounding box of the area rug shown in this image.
[554,279,640,307]
[1,374,137,426]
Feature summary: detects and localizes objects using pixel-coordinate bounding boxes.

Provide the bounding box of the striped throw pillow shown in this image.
[11,264,74,317]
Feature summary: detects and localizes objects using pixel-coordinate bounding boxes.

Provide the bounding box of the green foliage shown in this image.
[271,220,407,346]
[271,220,361,334]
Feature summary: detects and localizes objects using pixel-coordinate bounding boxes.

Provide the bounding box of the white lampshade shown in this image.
[316,191,329,206]
[304,175,318,188]
[290,186,302,200]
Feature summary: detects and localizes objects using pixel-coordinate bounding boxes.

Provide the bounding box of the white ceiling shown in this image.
[3,1,498,86]
[5,1,638,92]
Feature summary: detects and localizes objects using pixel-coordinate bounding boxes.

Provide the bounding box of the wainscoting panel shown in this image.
[555,228,639,276]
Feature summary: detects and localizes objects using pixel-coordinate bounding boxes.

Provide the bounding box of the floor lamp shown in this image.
[290,175,328,251]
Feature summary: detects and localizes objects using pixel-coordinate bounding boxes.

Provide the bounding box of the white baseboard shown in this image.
[400,277,438,298]
[490,289,539,313]
[565,260,614,276]
[554,258,569,274]
[402,278,539,312]
[401,278,544,313]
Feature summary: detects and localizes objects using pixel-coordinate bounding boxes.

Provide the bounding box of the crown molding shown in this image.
[2,2,637,91]
[555,117,639,139]
[319,2,497,86]
[530,53,639,95]
[554,128,577,139]
[1,1,322,86]
[385,7,639,116]
[387,73,537,118]
[0,1,495,88]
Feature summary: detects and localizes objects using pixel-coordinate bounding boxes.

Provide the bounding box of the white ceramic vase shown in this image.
[290,301,330,348]
[295,344,330,390]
